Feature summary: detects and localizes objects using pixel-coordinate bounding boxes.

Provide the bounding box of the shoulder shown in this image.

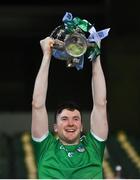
[81,131,106,161]
[32,132,56,146]
[81,131,106,151]
[81,131,106,142]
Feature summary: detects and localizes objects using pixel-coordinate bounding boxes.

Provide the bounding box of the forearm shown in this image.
[32,53,51,108]
[32,37,54,108]
[92,56,107,107]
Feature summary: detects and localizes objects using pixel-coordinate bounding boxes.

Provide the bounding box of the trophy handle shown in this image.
[53,39,65,50]
[50,25,66,50]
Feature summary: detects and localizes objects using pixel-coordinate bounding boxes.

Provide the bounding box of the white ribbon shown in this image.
[88,26,110,43]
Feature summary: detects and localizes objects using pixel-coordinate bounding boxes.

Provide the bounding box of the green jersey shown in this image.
[32,132,105,179]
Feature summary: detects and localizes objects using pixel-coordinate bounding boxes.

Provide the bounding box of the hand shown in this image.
[40,37,54,55]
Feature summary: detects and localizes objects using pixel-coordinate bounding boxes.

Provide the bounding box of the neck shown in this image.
[60,139,80,146]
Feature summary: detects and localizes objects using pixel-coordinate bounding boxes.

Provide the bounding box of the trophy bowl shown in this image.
[64,33,88,57]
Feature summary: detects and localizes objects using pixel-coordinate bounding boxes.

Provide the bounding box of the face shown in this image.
[54,109,83,145]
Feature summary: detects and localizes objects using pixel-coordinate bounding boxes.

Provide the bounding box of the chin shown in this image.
[66,139,77,144]
[65,136,79,144]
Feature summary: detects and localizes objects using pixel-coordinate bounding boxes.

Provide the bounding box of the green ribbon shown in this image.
[65,17,92,33]
[88,43,101,61]
[73,17,92,32]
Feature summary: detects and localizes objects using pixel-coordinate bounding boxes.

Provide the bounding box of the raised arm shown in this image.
[90,53,108,140]
[31,37,54,139]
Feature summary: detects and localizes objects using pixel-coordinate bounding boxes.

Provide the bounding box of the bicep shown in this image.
[90,105,108,140]
[32,106,49,139]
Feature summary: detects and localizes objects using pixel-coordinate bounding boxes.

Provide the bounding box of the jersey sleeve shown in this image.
[32,132,55,163]
[84,132,106,162]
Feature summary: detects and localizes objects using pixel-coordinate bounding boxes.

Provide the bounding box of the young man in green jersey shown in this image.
[32,37,108,179]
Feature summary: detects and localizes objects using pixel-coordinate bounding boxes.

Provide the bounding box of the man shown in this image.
[32,37,108,179]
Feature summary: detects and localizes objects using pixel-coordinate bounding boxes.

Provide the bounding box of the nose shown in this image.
[68,119,74,126]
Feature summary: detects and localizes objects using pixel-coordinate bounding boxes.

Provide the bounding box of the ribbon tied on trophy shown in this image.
[50,12,110,70]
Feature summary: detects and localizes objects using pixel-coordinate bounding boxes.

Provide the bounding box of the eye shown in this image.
[73,117,80,121]
[61,117,68,121]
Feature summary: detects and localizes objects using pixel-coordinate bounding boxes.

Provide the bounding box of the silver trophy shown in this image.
[50,26,95,68]
[49,12,110,70]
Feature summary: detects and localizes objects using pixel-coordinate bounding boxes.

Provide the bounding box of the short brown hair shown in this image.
[54,101,82,123]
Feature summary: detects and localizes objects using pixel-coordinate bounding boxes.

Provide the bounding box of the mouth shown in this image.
[65,129,76,133]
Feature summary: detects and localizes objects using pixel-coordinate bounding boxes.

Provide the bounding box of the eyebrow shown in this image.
[73,116,80,119]
[61,116,68,119]
[61,115,80,119]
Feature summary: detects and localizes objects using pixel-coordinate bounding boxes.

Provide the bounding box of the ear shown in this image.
[54,124,58,133]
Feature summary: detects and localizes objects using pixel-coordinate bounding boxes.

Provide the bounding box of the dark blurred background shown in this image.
[0,0,140,133]
[0,0,140,178]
